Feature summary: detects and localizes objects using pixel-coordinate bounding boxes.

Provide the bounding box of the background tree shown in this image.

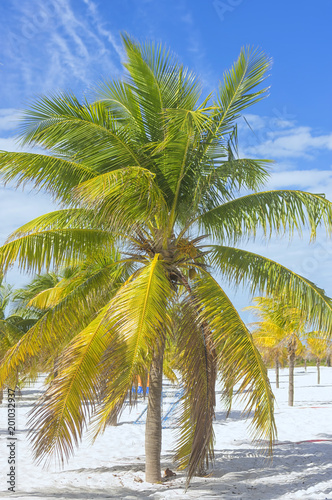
[307,334,329,384]
[13,271,62,319]
[1,35,332,484]
[0,276,38,400]
[248,296,312,405]
[245,297,288,389]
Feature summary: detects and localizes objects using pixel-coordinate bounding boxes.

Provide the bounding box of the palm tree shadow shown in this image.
[181,443,332,499]
[22,456,181,500]
[214,410,251,422]
[16,489,151,499]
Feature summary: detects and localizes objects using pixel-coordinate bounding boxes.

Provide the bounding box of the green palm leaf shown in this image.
[210,245,332,334]
[192,271,276,450]
[200,191,332,243]
[74,168,168,229]
[0,256,127,386]
[91,254,174,437]
[0,152,94,202]
[215,46,271,131]
[0,228,113,274]
[28,306,111,465]
[174,290,216,484]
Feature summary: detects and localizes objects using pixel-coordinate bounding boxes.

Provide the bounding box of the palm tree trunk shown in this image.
[288,346,296,406]
[145,346,164,483]
[275,354,280,389]
[108,413,118,426]
[304,358,307,371]
[0,388,3,404]
[317,359,321,385]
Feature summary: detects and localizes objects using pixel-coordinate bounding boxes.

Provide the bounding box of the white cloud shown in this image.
[267,169,332,190]
[242,117,332,159]
[0,137,25,153]
[0,110,22,132]
[0,136,45,154]
[240,111,296,133]
[82,0,125,60]
[239,113,267,131]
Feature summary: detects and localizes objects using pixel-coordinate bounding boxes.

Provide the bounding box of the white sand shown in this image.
[1,366,332,499]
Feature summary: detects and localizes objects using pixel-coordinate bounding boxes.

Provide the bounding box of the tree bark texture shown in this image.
[145,347,164,483]
[288,341,296,406]
[275,355,280,389]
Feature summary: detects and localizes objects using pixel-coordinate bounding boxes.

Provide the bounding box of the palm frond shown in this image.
[28,306,111,465]
[200,191,332,243]
[210,245,332,335]
[192,271,276,451]
[17,93,146,175]
[94,79,146,140]
[0,224,113,274]
[73,168,168,229]
[91,254,173,437]
[6,209,105,241]
[215,47,271,131]
[122,34,201,141]
[174,291,216,484]
[0,255,128,387]
[0,151,94,202]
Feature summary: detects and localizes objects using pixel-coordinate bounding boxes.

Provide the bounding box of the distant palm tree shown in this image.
[307,334,329,384]
[246,298,287,389]
[248,296,312,405]
[0,277,37,399]
[13,271,61,319]
[1,35,332,484]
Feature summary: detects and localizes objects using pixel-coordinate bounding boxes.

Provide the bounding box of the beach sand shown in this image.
[0,366,331,499]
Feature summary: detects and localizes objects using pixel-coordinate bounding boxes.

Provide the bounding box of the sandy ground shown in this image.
[0,366,332,499]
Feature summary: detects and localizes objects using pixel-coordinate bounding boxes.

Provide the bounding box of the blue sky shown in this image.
[1,0,332,314]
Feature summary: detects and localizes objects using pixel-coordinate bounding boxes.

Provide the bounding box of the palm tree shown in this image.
[326,339,332,367]
[248,296,312,405]
[12,269,79,380]
[0,277,38,399]
[12,271,61,319]
[307,334,329,384]
[1,35,332,484]
[245,297,289,389]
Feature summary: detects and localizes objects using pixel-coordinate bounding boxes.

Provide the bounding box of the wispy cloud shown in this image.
[82,0,125,60]
[264,169,332,205]
[240,114,332,160]
[0,110,22,132]
[267,169,332,190]
[248,126,332,159]
[2,0,123,101]
[180,10,201,56]
[173,0,218,92]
